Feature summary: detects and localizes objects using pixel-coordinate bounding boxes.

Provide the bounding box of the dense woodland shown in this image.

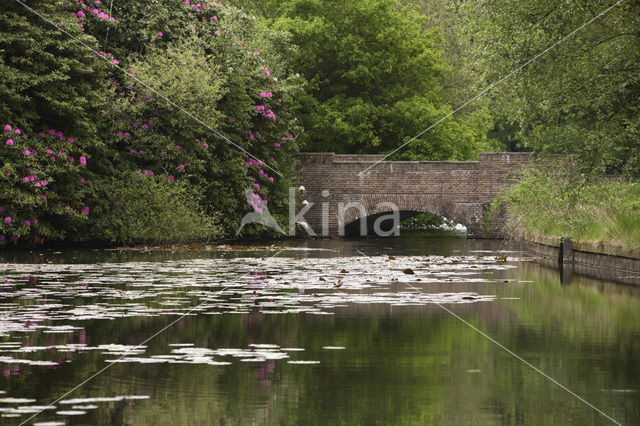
[1,0,639,246]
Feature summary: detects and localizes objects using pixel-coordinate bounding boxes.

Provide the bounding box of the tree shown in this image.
[240,0,494,160]
[466,0,640,175]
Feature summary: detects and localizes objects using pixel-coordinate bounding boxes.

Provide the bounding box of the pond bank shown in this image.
[523,231,640,285]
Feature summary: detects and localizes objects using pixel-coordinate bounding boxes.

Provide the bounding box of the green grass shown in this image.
[494,167,640,248]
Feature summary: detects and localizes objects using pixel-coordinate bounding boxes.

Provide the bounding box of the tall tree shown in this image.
[239,0,495,160]
[467,0,640,175]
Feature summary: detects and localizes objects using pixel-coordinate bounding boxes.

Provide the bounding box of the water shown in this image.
[0,232,639,425]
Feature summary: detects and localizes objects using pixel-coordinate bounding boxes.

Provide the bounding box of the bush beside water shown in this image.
[495,167,640,247]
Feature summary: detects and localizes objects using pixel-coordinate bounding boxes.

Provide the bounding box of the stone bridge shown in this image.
[295,152,534,238]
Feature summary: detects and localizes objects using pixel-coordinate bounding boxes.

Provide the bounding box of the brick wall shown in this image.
[295,152,534,238]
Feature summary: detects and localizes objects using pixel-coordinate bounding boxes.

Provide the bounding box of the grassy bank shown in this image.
[494,167,640,248]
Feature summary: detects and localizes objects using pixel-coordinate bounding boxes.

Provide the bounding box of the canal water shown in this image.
[0,231,638,425]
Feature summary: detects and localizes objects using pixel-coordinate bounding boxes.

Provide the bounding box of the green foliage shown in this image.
[400,212,453,231]
[87,172,221,245]
[242,0,494,160]
[0,0,105,139]
[95,3,304,236]
[467,0,640,175]
[1,0,305,246]
[494,166,640,246]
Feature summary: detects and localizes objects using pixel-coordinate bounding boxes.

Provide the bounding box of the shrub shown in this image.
[86,172,221,245]
[494,166,640,247]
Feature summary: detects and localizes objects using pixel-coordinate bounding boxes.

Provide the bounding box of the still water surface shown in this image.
[0,232,639,425]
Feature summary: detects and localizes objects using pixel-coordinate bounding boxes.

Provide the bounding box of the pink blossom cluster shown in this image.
[2,123,92,244]
[247,192,267,213]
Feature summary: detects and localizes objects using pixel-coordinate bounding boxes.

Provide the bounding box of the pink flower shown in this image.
[215,30,220,35]
[6,139,13,146]
[158,32,163,37]
[260,92,267,98]
[274,143,280,147]
[24,220,31,227]
[203,142,208,149]
[3,125,11,131]
[81,206,90,215]
[40,195,47,200]
[14,129,21,135]
[22,149,30,156]
[3,217,11,224]
[254,51,259,55]
[110,60,119,64]
[50,156,55,161]
[168,175,174,181]
[178,164,185,171]
[23,177,29,183]
[68,137,74,143]
[175,145,180,150]
[79,156,87,165]
[32,219,37,225]
[46,149,53,154]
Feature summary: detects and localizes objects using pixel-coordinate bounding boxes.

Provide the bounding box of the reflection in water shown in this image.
[0,231,638,425]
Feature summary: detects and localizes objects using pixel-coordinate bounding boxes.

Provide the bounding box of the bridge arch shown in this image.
[337,194,474,237]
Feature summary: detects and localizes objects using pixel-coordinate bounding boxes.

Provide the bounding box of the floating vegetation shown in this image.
[0,252,527,423]
[0,255,521,370]
[56,410,86,415]
[0,397,37,404]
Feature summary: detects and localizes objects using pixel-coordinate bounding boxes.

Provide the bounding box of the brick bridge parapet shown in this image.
[295,152,534,238]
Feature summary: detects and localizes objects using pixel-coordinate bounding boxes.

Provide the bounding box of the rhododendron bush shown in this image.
[1,0,304,245]
[0,125,93,243]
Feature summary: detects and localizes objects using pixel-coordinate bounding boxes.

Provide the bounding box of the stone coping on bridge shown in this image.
[296,152,534,164]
